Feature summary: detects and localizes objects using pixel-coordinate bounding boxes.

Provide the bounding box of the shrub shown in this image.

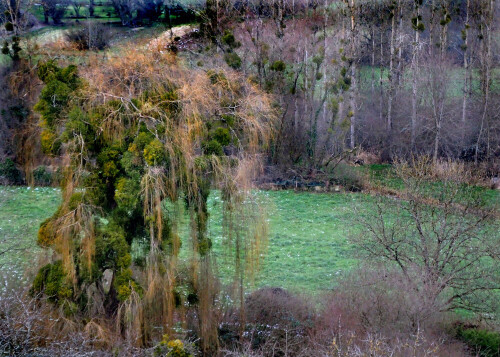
[331,162,364,191]
[4,22,14,32]
[33,166,53,186]
[270,60,286,72]
[456,326,500,357]
[243,287,312,355]
[224,52,242,69]
[31,261,73,303]
[143,139,166,166]
[37,216,57,248]
[212,127,231,146]
[65,22,112,50]
[222,30,241,49]
[202,139,223,156]
[155,336,194,357]
[0,158,23,185]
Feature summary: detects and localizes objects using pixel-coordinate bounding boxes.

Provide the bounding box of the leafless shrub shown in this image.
[65,23,113,51]
[307,266,468,357]
[315,329,455,357]
[0,276,469,356]
[354,156,500,318]
[331,162,365,192]
[241,287,313,356]
[353,150,382,165]
[321,267,444,336]
[0,287,109,356]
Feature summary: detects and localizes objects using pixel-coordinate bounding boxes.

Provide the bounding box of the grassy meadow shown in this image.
[0,186,60,289]
[1,164,498,293]
[0,185,376,292]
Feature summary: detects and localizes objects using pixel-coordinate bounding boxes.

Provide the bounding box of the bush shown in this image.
[65,23,112,50]
[202,139,223,156]
[331,163,364,191]
[31,261,73,303]
[212,127,231,146]
[155,336,194,357]
[222,30,241,49]
[224,52,242,70]
[0,158,23,185]
[270,60,286,72]
[243,287,312,355]
[456,326,500,357]
[143,139,166,166]
[33,166,53,186]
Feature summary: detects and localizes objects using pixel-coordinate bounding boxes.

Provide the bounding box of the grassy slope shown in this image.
[1,166,497,292]
[207,190,370,292]
[31,2,121,23]
[362,163,500,207]
[0,186,373,292]
[0,187,60,288]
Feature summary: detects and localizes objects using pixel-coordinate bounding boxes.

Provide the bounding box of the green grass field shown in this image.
[361,163,500,207]
[359,66,500,97]
[0,186,374,292]
[31,2,121,23]
[206,190,371,291]
[1,175,497,292]
[0,186,60,288]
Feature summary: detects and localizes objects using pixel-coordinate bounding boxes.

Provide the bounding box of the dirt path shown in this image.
[147,25,194,51]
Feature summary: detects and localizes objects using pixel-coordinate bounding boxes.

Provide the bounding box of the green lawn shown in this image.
[0,186,60,287]
[205,190,370,292]
[0,186,372,292]
[361,164,500,208]
[1,181,496,293]
[359,66,500,97]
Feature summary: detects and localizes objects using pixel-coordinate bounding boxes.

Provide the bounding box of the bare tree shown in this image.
[111,0,135,26]
[345,0,357,149]
[421,54,451,161]
[410,0,423,148]
[475,0,496,161]
[354,157,500,315]
[387,0,400,134]
[70,0,84,17]
[461,0,471,142]
[40,0,69,24]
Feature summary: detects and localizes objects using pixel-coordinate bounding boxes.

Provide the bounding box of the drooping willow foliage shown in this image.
[31,50,275,353]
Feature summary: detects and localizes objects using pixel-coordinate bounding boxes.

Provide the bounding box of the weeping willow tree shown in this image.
[31,49,275,354]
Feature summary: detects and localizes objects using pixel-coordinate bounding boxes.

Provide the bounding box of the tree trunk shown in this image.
[371,27,375,97]
[349,0,357,149]
[475,0,494,161]
[411,1,420,148]
[89,0,95,17]
[429,0,436,56]
[387,2,397,133]
[379,30,384,124]
[440,1,449,61]
[396,2,403,86]
[43,8,49,24]
[461,0,470,141]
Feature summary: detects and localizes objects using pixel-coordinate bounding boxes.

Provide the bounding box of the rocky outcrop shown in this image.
[102,269,114,295]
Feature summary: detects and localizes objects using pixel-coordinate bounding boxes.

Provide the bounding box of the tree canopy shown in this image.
[31,50,275,352]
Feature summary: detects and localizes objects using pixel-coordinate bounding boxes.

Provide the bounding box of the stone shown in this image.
[102,269,114,294]
[86,282,105,316]
[491,177,500,190]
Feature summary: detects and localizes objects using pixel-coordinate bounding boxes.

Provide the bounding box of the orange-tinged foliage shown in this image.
[32,46,276,353]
